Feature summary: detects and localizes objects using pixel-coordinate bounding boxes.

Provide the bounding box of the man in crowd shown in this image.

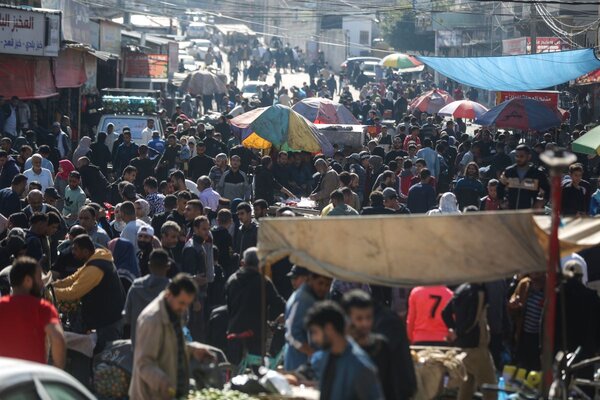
[189,141,215,182]
[225,247,285,363]
[129,274,215,399]
[62,171,86,226]
[407,169,436,214]
[0,173,27,217]
[120,201,150,253]
[234,202,258,257]
[123,248,171,346]
[442,283,497,400]
[284,271,332,370]
[52,235,125,349]
[23,154,53,192]
[78,206,110,248]
[342,290,399,400]
[501,144,550,210]
[310,158,339,210]
[0,257,66,368]
[217,155,250,201]
[306,301,385,400]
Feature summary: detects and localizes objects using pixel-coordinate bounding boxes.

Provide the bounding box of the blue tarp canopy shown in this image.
[417,49,600,91]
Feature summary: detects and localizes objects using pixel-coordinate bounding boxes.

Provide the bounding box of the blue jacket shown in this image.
[407,183,436,214]
[0,156,20,189]
[284,283,316,370]
[311,338,385,400]
[416,147,440,178]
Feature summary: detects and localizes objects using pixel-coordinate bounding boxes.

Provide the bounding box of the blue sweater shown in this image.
[311,338,385,400]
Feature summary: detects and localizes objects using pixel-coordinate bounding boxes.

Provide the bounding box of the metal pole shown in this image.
[540,149,577,396]
[542,171,561,394]
[530,3,537,54]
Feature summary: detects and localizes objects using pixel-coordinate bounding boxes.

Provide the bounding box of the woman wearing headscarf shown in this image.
[134,199,151,224]
[72,136,92,164]
[111,203,127,235]
[55,159,75,210]
[108,237,140,293]
[90,132,112,176]
[427,192,461,215]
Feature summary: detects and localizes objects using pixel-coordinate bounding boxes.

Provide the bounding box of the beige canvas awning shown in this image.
[258,212,600,287]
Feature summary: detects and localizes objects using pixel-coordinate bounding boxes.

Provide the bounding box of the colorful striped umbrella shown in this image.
[438,100,489,120]
[230,104,333,155]
[408,89,454,114]
[292,97,359,125]
[475,98,561,131]
[380,53,424,72]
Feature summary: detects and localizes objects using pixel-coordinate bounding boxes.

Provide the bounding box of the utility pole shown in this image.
[530,2,537,54]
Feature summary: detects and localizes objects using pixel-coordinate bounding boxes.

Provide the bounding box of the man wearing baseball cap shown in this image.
[287,265,309,291]
[382,187,410,214]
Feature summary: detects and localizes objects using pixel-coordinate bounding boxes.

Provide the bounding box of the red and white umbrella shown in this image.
[438,100,489,120]
[408,89,454,114]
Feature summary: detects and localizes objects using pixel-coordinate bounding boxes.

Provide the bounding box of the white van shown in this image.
[187,22,207,39]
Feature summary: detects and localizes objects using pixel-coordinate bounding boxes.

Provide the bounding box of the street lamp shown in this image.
[539,148,577,396]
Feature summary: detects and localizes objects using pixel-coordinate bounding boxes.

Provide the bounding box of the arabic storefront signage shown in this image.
[502,37,566,55]
[496,91,559,109]
[0,7,60,57]
[124,53,168,80]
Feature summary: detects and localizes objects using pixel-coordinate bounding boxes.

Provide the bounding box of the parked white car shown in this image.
[0,357,96,399]
[241,80,264,99]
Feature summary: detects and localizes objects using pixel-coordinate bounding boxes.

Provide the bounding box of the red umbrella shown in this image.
[438,100,489,120]
[408,89,454,114]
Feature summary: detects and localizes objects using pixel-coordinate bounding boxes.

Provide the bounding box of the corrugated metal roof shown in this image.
[121,30,172,46]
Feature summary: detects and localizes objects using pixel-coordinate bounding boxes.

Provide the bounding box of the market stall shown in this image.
[314,124,365,152]
[230,104,334,156]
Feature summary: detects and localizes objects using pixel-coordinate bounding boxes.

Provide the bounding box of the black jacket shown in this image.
[81,250,126,329]
[253,166,282,205]
[442,283,486,349]
[234,221,258,255]
[79,164,109,204]
[89,142,112,176]
[211,226,233,276]
[130,157,156,193]
[225,268,285,348]
[503,163,550,210]
[373,304,417,400]
[188,154,215,182]
[361,206,396,215]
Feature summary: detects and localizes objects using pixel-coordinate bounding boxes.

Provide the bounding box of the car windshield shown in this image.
[243,84,258,93]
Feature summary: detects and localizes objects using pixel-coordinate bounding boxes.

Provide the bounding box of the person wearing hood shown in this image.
[134,199,152,224]
[428,192,461,215]
[90,132,112,176]
[225,247,285,363]
[123,248,171,346]
[72,136,92,164]
[51,234,126,349]
[108,237,140,291]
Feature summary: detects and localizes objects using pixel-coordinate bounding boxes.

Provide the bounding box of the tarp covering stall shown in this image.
[417,49,600,91]
[54,49,88,88]
[258,212,600,287]
[0,57,58,99]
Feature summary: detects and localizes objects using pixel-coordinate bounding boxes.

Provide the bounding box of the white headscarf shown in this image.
[428,192,461,215]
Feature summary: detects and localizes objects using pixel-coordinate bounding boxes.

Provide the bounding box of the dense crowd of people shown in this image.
[0,53,599,400]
